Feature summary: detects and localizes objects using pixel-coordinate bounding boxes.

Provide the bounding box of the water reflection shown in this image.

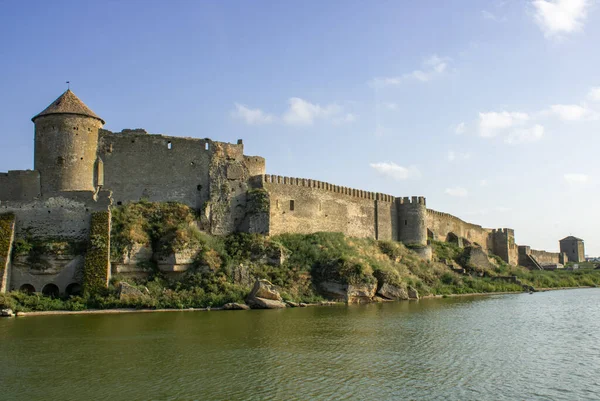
[1,290,599,400]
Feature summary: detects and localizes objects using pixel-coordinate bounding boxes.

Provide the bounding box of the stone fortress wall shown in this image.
[0,89,584,295]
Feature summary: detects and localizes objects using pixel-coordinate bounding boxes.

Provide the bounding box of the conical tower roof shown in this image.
[32,89,104,124]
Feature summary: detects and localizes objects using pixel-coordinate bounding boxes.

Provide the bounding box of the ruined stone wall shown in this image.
[426,209,492,250]
[34,114,103,194]
[0,170,41,202]
[98,130,217,208]
[9,255,84,295]
[0,191,111,241]
[259,175,384,239]
[531,250,561,265]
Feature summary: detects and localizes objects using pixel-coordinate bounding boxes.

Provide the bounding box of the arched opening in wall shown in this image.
[42,283,60,298]
[19,284,35,294]
[167,141,172,150]
[427,229,435,240]
[205,142,209,151]
[65,283,82,297]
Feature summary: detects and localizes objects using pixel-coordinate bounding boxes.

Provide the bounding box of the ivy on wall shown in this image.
[83,211,110,296]
[0,213,16,284]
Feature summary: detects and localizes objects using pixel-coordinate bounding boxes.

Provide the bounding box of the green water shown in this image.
[1,289,600,400]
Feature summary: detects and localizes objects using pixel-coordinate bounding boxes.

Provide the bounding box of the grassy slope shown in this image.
[2,202,600,312]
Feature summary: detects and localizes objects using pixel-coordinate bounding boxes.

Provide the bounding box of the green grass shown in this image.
[5,205,600,312]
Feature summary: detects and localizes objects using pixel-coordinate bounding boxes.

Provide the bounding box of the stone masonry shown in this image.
[0,90,585,293]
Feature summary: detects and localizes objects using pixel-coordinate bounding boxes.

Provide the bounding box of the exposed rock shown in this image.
[1,309,14,317]
[377,283,409,300]
[299,303,307,307]
[347,283,377,303]
[15,311,25,317]
[222,302,250,310]
[232,264,253,287]
[285,301,299,308]
[408,286,419,300]
[246,279,286,309]
[247,297,287,309]
[248,279,283,301]
[319,281,376,303]
[118,282,145,302]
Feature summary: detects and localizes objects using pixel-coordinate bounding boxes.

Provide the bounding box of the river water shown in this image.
[1,288,600,400]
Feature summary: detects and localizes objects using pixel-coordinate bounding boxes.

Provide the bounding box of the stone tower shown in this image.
[559,236,585,263]
[397,196,427,246]
[32,90,104,194]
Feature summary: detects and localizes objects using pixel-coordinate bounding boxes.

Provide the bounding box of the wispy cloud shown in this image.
[478,111,530,138]
[455,122,466,135]
[532,0,590,38]
[549,104,597,121]
[480,179,489,187]
[505,124,545,144]
[445,187,468,197]
[370,162,421,181]
[369,55,450,87]
[563,173,589,184]
[447,150,471,162]
[232,98,355,126]
[231,103,275,125]
[588,87,600,102]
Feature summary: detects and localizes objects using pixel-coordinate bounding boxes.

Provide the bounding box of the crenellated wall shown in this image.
[258,174,382,239]
[254,174,426,245]
[426,209,492,250]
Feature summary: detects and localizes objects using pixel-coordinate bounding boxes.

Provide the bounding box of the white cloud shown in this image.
[588,87,600,102]
[480,179,489,187]
[445,187,468,197]
[550,104,596,121]
[369,55,450,87]
[505,124,545,144]
[282,97,351,126]
[455,122,466,135]
[478,111,529,137]
[370,162,421,181]
[231,103,275,125]
[563,173,589,184]
[532,0,590,38]
[447,150,471,162]
[234,98,355,127]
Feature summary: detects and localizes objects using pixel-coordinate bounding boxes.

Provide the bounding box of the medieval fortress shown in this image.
[0,90,586,296]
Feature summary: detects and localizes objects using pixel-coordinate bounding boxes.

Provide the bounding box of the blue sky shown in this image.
[1,0,599,255]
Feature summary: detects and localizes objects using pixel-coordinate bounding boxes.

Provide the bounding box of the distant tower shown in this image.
[32,90,105,194]
[397,196,427,246]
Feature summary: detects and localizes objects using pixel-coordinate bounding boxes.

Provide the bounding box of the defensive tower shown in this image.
[397,196,427,246]
[32,90,104,194]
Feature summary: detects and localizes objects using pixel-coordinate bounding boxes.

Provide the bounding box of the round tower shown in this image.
[32,90,104,194]
[398,196,427,246]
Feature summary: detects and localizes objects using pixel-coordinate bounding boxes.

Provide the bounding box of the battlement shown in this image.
[260,174,396,202]
[491,228,515,235]
[398,196,426,206]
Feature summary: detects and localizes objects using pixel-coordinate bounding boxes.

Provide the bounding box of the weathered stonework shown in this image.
[0,89,585,294]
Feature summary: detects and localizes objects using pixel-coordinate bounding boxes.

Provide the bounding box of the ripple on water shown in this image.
[1,289,600,400]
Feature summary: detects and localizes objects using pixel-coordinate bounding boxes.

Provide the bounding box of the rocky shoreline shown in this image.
[4,286,595,319]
